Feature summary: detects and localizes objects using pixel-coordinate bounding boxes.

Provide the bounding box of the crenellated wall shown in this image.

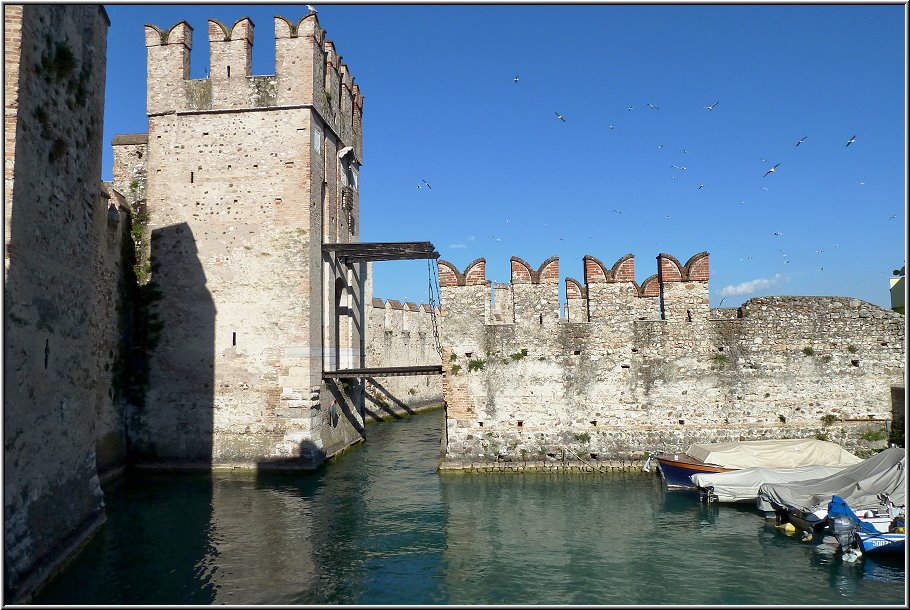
[436,252,905,471]
[143,15,363,162]
[363,298,443,420]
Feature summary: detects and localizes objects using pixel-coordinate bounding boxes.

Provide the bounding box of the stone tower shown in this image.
[116,14,366,467]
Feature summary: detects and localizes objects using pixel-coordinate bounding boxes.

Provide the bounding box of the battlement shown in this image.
[368,297,439,334]
[438,251,710,324]
[144,14,363,157]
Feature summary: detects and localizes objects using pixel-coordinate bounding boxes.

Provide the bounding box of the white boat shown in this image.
[757,447,906,538]
[691,464,849,507]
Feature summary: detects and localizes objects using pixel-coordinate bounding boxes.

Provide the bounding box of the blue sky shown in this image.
[101,3,907,309]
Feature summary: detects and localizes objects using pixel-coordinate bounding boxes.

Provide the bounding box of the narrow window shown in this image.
[517,421,523,428]
[478,421,484,427]
[232,332,236,346]
[227,65,231,78]
[44,339,49,369]
[190,171,194,183]
[539,314,543,325]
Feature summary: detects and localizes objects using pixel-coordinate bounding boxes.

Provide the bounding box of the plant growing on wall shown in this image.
[510,349,529,361]
[802,346,815,356]
[468,359,486,372]
[847,345,858,353]
[450,364,461,375]
[821,413,837,426]
[712,353,729,366]
[861,428,887,442]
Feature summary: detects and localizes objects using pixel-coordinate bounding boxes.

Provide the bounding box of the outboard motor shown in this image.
[831,514,856,550]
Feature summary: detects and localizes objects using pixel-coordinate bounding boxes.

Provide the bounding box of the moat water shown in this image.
[34,409,905,605]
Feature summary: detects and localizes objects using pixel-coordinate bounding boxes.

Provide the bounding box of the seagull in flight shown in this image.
[306,4,318,13]
[773,232,783,236]
[657,144,663,149]
[647,103,659,110]
[846,135,856,147]
[608,125,616,130]
[611,209,622,214]
[796,136,807,147]
[763,163,780,178]
[555,111,566,122]
[627,105,633,111]
[514,74,519,84]
[698,184,705,190]
[761,186,769,191]
[704,101,719,111]
[421,179,432,189]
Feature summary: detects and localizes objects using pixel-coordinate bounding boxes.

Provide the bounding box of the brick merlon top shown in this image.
[112,134,149,146]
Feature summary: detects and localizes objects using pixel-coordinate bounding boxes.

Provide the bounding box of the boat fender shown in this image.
[776,522,796,534]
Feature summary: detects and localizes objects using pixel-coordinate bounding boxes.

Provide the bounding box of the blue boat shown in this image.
[856,530,906,555]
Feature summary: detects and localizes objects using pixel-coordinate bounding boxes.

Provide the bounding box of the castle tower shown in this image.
[122,14,365,467]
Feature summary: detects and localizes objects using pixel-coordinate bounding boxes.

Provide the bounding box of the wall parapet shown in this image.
[439,252,710,326]
[144,14,362,159]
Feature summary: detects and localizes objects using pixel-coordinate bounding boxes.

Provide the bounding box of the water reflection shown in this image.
[32,410,905,605]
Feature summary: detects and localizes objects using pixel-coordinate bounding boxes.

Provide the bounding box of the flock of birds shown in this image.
[405,68,895,301]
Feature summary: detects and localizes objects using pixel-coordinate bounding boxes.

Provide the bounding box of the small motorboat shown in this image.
[827,495,905,561]
[691,464,849,507]
[645,438,862,490]
[759,447,906,542]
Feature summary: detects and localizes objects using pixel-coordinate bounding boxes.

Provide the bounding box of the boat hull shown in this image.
[654,455,734,489]
[857,531,906,555]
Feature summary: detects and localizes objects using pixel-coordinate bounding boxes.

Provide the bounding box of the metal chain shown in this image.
[427,258,442,356]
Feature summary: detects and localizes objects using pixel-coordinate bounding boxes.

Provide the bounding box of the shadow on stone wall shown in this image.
[127,222,215,466]
[364,377,443,421]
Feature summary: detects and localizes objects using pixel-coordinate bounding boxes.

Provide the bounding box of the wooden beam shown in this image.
[322,365,443,378]
[322,241,440,261]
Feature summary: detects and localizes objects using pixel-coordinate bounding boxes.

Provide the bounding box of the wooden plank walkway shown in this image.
[322,365,443,378]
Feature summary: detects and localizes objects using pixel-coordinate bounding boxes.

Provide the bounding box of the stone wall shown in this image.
[437,252,905,470]
[126,14,366,468]
[363,297,443,420]
[3,5,120,602]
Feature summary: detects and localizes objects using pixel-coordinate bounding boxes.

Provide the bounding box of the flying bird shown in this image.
[761,186,769,191]
[514,74,519,84]
[611,209,622,214]
[796,136,807,147]
[306,4,317,13]
[846,135,856,147]
[763,163,780,178]
[657,144,663,149]
[647,103,659,110]
[704,101,719,111]
[698,184,705,190]
[421,179,432,189]
[773,232,783,236]
[555,112,566,122]
[608,125,616,130]
[627,106,633,111]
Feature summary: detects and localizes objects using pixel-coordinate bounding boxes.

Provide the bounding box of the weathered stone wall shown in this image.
[363,297,443,420]
[3,5,120,601]
[128,14,365,467]
[438,253,905,471]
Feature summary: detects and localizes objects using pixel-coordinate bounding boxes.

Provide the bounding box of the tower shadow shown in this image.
[128,222,215,466]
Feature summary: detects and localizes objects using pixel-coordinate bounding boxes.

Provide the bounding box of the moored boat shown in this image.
[758,447,906,542]
[645,438,862,490]
[691,464,849,507]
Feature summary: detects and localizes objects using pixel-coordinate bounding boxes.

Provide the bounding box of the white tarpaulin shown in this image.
[757,447,906,514]
[690,465,849,503]
[685,438,862,469]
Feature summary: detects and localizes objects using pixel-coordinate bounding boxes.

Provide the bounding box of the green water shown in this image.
[33,409,905,605]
